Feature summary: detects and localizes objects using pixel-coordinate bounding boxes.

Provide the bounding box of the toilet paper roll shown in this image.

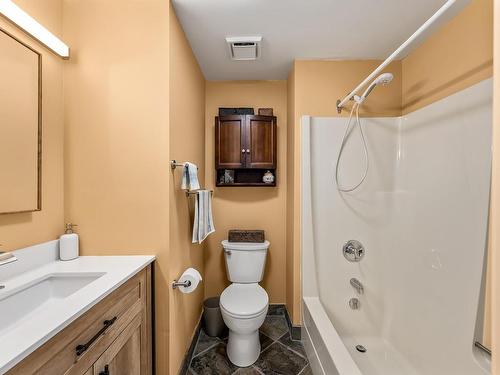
[178,267,202,294]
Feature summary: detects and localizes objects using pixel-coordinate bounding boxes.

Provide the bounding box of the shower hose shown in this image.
[334,101,369,192]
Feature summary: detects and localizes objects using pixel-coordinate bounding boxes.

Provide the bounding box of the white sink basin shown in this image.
[0,272,105,336]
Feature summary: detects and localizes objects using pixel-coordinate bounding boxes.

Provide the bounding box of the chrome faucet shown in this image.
[343,240,365,262]
[350,278,364,294]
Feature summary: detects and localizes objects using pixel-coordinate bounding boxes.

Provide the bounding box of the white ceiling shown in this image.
[171,0,469,80]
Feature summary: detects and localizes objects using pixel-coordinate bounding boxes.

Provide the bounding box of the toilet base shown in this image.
[226,329,261,367]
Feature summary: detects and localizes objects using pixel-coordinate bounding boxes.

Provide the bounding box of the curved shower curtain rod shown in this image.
[336,0,457,113]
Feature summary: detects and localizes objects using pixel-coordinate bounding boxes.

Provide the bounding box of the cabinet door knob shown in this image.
[246,149,250,153]
[241,149,245,153]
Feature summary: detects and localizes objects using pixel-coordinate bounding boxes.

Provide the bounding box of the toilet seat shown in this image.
[220,284,268,319]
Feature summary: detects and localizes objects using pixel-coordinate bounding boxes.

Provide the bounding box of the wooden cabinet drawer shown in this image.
[7,268,150,375]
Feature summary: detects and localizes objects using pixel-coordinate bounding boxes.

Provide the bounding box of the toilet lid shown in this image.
[220,284,268,317]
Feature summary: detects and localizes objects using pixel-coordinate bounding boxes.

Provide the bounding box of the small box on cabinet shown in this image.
[258,108,273,116]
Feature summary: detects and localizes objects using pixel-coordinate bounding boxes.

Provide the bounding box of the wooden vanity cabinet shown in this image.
[215,114,277,186]
[7,266,153,375]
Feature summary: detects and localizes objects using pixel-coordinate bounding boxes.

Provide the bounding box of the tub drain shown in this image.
[356,345,367,353]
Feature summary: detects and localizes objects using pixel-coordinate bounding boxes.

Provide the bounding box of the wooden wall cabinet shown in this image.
[7,266,152,375]
[215,114,277,186]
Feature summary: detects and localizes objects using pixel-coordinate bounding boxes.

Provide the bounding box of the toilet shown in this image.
[220,240,270,367]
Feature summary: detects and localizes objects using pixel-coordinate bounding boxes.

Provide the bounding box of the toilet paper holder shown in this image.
[172,279,192,289]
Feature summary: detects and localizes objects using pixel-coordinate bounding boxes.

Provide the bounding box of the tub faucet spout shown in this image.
[350,278,364,294]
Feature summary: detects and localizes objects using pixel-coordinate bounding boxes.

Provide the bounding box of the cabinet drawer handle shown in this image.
[75,317,117,356]
[99,365,110,375]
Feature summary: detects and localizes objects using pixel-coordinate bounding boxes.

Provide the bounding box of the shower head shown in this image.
[373,73,394,86]
[356,73,394,103]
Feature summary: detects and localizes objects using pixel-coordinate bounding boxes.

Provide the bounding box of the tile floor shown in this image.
[186,307,310,375]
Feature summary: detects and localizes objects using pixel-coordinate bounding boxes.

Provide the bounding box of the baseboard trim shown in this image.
[271,303,302,341]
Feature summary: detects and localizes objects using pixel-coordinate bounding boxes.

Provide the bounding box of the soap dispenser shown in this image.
[59,223,79,261]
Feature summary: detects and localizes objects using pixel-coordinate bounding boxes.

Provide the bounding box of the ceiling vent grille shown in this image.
[226,36,262,61]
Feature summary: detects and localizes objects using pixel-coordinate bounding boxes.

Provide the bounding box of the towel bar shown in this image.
[170,159,199,170]
[170,160,184,170]
[185,190,214,197]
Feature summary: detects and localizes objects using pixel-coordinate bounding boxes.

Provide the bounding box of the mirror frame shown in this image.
[0,27,42,214]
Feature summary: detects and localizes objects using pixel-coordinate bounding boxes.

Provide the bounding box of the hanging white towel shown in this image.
[181,162,200,191]
[192,190,215,244]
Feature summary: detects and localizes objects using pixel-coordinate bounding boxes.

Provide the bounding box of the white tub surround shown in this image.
[0,240,155,374]
[301,79,492,375]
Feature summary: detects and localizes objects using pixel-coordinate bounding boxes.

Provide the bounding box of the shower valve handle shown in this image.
[343,240,365,262]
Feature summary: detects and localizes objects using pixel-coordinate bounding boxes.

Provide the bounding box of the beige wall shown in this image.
[402,0,493,114]
[169,4,206,374]
[492,0,499,373]
[204,81,288,304]
[294,60,403,118]
[0,0,64,250]
[62,1,171,373]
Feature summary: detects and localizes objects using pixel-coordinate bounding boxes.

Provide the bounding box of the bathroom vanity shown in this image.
[0,241,154,375]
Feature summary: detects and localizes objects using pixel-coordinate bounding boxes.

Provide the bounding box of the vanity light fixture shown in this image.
[0,0,69,58]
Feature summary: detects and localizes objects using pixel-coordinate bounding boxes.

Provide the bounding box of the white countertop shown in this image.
[0,240,155,374]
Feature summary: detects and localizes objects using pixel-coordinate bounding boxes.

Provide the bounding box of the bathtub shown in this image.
[300,80,493,375]
[302,297,429,375]
[302,297,362,375]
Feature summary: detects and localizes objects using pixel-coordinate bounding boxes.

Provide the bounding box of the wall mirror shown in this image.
[0,28,41,214]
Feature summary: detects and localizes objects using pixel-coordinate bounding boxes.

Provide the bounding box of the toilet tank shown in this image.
[222,240,270,283]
